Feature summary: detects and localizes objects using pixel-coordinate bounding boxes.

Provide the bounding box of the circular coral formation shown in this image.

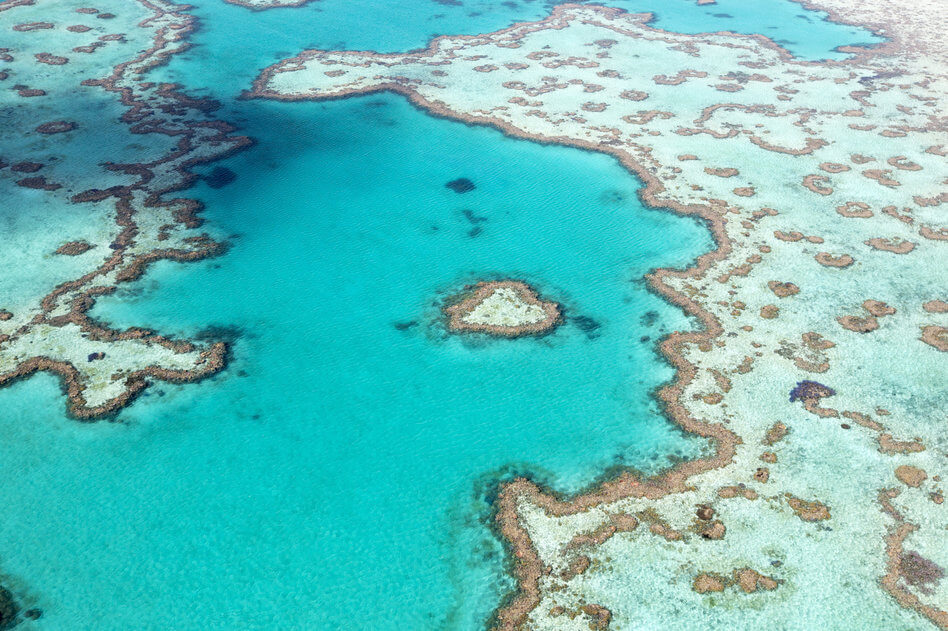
[819,162,850,173]
[444,280,561,337]
[802,174,833,195]
[760,304,779,319]
[865,237,916,254]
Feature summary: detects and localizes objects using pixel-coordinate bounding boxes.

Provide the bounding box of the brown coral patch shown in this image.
[862,300,895,317]
[16,176,60,190]
[12,21,53,31]
[699,520,726,540]
[718,485,758,500]
[760,304,779,319]
[815,252,854,268]
[894,465,927,488]
[786,495,831,521]
[919,226,948,242]
[862,169,900,187]
[734,568,779,593]
[693,573,726,593]
[36,120,78,134]
[836,202,873,218]
[768,281,799,298]
[819,162,850,173]
[619,89,647,101]
[10,161,42,173]
[704,167,739,177]
[879,433,926,455]
[865,238,916,254]
[920,325,948,351]
[55,241,94,256]
[802,174,833,195]
[887,156,921,171]
[579,604,611,630]
[35,52,69,65]
[733,186,755,197]
[581,101,607,112]
[838,315,878,333]
[922,300,948,314]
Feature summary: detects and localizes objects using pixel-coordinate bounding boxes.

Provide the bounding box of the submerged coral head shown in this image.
[789,380,836,403]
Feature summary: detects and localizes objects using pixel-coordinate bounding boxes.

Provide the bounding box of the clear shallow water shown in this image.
[0,1,883,629]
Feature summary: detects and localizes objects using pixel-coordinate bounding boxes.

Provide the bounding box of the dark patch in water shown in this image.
[467,226,483,238]
[639,310,659,327]
[600,189,625,204]
[573,315,601,339]
[446,177,476,193]
[193,324,245,344]
[204,166,236,189]
[394,320,418,331]
[712,13,732,18]
[639,335,650,343]
[501,0,518,7]
[365,99,388,108]
[0,585,19,630]
[789,380,835,403]
[431,0,461,5]
[900,551,944,595]
[462,209,488,224]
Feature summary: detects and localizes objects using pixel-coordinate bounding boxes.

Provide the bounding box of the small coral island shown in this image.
[444,280,561,337]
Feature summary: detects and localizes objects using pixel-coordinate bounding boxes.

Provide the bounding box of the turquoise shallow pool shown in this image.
[0,1,882,628]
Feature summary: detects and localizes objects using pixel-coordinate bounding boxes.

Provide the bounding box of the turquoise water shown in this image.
[0,1,883,629]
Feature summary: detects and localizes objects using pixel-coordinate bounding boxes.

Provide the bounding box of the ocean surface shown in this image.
[0,1,881,628]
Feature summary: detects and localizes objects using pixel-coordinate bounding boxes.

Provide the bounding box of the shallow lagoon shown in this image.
[0,0,883,628]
